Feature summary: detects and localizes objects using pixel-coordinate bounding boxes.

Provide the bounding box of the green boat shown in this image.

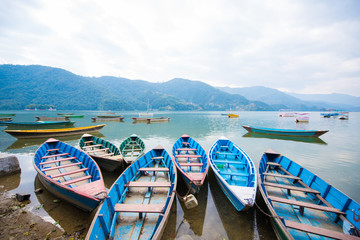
[0,113,16,116]
[79,134,124,172]
[119,134,145,165]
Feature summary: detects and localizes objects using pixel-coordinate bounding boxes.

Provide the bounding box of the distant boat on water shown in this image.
[242,125,328,137]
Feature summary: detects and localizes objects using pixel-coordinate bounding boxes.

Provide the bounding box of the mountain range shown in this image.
[0,64,359,111]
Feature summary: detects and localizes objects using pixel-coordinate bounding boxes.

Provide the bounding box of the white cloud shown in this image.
[1,0,359,96]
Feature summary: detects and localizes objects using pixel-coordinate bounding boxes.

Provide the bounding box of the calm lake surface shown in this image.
[0,110,359,239]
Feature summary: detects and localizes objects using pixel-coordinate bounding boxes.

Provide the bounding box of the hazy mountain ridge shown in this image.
[0,65,271,111]
[219,86,360,111]
[1,64,358,111]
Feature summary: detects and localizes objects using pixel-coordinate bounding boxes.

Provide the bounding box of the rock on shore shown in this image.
[0,154,21,176]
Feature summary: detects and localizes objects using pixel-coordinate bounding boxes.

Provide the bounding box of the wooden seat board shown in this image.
[175,154,202,158]
[179,163,203,167]
[62,175,92,185]
[125,181,171,188]
[41,153,69,159]
[264,182,320,194]
[139,167,169,172]
[263,172,301,180]
[42,162,82,171]
[269,196,345,214]
[51,168,88,178]
[114,203,164,213]
[284,220,359,240]
[40,157,77,165]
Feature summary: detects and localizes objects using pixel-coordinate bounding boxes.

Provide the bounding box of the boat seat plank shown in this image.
[264,182,320,194]
[217,152,236,156]
[175,154,202,158]
[139,167,169,172]
[40,157,77,165]
[213,160,246,165]
[84,141,94,144]
[284,220,359,240]
[86,148,109,153]
[82,144,103,149]
[62,175,92,185]
[218,171,249,177]
[269,196,345,215]
[176,148,197,151]
[51,168,89,178]
[98,152,114,157]
[125,181,171,188]
[114,203,164,213]
[182,142,190,146]
[42,162,82,171]
[263,173,301,180]
[267,162,281,167]
[151,156,164,160]
[179,163,203,167]
[47,148,60,152]
[41,153,70,159]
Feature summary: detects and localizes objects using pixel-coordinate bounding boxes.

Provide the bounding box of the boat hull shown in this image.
[172,134,209,194]
[37,172,102,212]
[79,134,124,172]
[33,138,106,212]
[242,125,328,137]
[4,124,105,139]
[258,149,360,240]
[86,146,177,240]
[209,137,257,211]
[119,134,145,165]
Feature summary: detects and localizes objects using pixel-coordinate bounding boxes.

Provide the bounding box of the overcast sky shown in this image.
[1,0,359,96]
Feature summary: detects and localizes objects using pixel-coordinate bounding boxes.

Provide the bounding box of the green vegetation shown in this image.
[0,65,273,111]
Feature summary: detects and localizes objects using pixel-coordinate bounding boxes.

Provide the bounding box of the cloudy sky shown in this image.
[1,0,360,96]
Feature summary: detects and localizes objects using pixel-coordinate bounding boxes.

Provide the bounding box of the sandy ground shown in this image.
[0,190,82,240]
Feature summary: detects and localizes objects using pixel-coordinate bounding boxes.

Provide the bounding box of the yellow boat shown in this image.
[228,113,239,118]
[4,124,106,139]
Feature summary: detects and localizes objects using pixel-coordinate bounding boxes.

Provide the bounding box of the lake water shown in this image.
[0,110,359,239]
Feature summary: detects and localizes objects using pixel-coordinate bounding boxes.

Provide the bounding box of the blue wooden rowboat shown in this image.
[242,125,328,137]
[258,149,360,240]
[172,134,209,194]
[209,137,257,211]
[79,134,124,172]
[86,145,177,240]
[33,138,106,212]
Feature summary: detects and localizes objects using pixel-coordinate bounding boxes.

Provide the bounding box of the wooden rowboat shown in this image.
[3,121,75,128]
[119,134,145,165]
[172,134,209,194]
[33,138,106,211]
[132,117,170,123]
[91,117,124,122]
[242,125,328,137]
[228,113,239,118]
[79,134,124,172]
[209,137,257,211]
[86,145,177,240]
[258,149,360,240]
[4,124,105,139]
[35,116,70,121]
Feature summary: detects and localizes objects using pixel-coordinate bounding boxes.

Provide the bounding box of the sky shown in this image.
[1,0,360,96]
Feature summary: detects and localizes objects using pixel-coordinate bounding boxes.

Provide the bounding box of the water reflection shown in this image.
[242,132,327,145]
[208,169,276,239]
[33,175,93,236]
[0,172,20,191]
[5,132,105,150]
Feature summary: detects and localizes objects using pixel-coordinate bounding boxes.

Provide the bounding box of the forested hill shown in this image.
[0,64,272,111]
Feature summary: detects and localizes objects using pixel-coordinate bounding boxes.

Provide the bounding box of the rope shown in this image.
[253,199,280,219]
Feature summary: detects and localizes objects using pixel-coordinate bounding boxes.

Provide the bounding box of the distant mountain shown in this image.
[0,65,272,111]
[289,92,360,109]
[219,86,360,111]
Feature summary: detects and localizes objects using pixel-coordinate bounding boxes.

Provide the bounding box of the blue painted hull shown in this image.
[33,138,106,212]
[242,125,328,137]
[86,146,177,240]
[172,134,209,194]
[258,149,360,240]
[209,137,257,211]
